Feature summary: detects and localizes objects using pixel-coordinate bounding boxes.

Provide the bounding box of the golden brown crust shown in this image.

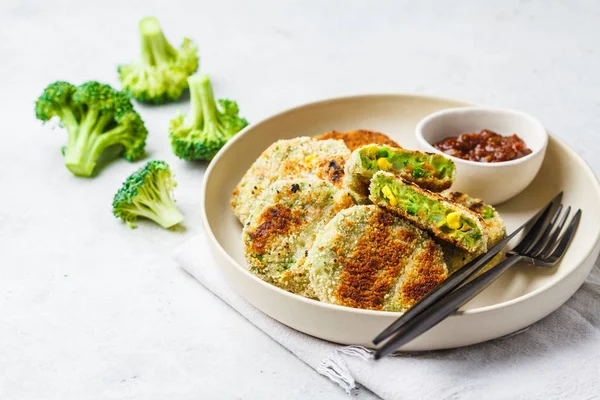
[247,205,304,255]
[275,152,347,188]
[469,202,485,213]
[444,191,486,213]
[316,130,401,151]
[400,241,447,307]
[316,159,345,186]
[334,210,415,310]
[231,137,351,224]
[445,191,463,201]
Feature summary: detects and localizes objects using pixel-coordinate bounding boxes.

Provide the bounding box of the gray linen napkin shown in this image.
[174,234,600,400]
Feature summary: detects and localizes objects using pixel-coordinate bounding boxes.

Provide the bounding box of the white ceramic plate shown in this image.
[202,94,600,351]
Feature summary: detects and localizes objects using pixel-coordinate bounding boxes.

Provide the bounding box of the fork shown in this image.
[373,196,582,359]
[372,192,563,346]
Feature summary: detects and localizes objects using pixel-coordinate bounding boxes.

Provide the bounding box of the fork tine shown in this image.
[512,192,563,254]
[546,209,582,261]
[530,204,564,258]
[539,206,571,259]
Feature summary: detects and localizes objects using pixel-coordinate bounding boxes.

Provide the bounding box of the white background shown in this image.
[2,1,599,399]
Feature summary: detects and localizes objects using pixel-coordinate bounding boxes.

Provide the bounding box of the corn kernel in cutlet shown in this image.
[376,157,393,171]
[446,212,462,230]
[381,185,397,206]
[304,155,316,164]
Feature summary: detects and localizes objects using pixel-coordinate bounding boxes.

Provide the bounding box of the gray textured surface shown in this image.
[1,0,599,399]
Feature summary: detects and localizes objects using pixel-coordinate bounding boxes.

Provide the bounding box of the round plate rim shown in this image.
[201,92,600,318]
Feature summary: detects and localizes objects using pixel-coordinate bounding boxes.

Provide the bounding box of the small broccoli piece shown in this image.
[481,205,495,219]
[112,160,184,229]
[118,17,199,103]
[35,81,148,177]
[169,73,248,160]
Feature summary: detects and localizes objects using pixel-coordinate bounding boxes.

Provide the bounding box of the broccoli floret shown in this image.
[118,17,199,103]
[169,73,248,161]
[112,160,184,229]
[35,81,148,177]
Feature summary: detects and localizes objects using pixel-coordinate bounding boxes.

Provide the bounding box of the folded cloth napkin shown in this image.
[175,234,600,400]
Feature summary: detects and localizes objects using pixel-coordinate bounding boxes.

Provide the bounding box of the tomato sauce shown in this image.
[433,129,532,162]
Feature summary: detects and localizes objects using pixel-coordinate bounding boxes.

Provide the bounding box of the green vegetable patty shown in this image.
[307,205,448,311]
[369,171,488,253]
[439,190,507,274]
[344,144,455,201]
[232,137,350,225]
[242,177,355,298]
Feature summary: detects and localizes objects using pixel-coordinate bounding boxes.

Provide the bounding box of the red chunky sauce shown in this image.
[433,129,532,162]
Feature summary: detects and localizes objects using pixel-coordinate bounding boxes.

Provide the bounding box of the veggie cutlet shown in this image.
[316,130,401,151]
[369,171,488,253]
[345,144,456,200]
[307,205,448,311]
[231,137,350,224]
[242,178,355,298]
[439,191,506,273]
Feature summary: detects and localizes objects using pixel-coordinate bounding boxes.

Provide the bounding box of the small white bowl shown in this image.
[415,107,548,205]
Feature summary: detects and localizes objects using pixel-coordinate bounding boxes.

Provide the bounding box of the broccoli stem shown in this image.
[59,106,79,133]
[64,118,97,176]
[131,190,184,228]
[64,148,96,177]
[91,123,129,152]
[79,105,100,137]
[187,74,223,135]
[139,17,177,66]
[60,106,80,152]
[63,110,120,177]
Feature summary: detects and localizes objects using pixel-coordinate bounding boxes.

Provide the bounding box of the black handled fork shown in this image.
[374,197,581,359]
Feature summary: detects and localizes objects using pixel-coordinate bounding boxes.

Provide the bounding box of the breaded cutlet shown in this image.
[316,130,400,151]
[344,144,456,201]
[439,190,507,274]
[369,171,488,253]
[243,177,355,298]
[231,137,350,224]
[307,205,448,311]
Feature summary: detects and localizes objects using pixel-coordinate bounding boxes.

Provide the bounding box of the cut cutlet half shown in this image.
[369,171,488,254]
[439,190,507,274]
[344,144,455,200]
